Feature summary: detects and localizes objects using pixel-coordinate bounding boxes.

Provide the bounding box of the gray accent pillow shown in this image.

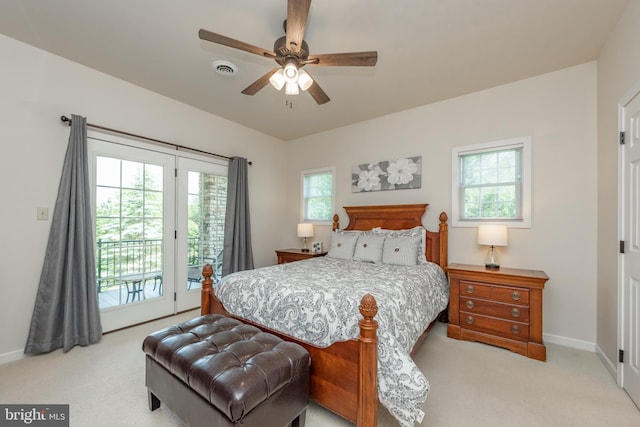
[372,226,427,264]
[326,231,359,260]
[381,235,421,266]
[353,234,386,263]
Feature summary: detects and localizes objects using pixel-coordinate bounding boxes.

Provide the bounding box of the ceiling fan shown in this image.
[198,0,378,105]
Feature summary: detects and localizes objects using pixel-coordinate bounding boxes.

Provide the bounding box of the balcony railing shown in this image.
[96,237,210,293]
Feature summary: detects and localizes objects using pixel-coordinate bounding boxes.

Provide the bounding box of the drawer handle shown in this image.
[465,300,475,309]
[511,325,521,334]
[511,291,521,301]
[466,285,474,294]
[511,308,520,318]
[466,316,474,325]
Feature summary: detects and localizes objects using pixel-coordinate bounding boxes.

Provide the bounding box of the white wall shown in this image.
[284,63,599,347]
[596,0,640,369]
[0,35,287,362]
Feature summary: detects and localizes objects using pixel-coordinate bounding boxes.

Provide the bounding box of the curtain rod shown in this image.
[59,115,251,165]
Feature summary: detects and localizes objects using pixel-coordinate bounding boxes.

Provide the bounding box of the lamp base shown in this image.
[485,263,500,270]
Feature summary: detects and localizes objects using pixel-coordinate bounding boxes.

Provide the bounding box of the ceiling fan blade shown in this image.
[241,68,280,96]
[286,0,311,53]
[307,51,378,66]
[199,29,276,58]
[307,80,330,105]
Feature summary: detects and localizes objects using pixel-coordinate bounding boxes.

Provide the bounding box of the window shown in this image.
[301,167,335,223]
[452,137,531,228]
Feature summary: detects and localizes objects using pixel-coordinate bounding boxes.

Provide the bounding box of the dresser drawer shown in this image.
[459,280,530,305]
[460,296,530,323]
[459,311,529,342]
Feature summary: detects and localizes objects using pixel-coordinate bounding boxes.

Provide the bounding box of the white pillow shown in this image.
[352,234,386,263]
[326,232,359,260]
[381,235,421,266]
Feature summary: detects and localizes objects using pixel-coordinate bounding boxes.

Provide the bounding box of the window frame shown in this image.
[451,136,532,228]
[300,166,336,225]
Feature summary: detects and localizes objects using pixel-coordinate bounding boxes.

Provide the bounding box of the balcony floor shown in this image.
[98,280,201,309]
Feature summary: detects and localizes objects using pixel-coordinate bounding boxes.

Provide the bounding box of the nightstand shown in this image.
[446,263,549,361]
[275,249,327,264]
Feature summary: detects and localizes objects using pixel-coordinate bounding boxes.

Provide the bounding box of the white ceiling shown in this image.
[0,0,629,141]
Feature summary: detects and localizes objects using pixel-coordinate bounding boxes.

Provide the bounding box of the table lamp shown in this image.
[297,223,314,252]
[477,224,508,269]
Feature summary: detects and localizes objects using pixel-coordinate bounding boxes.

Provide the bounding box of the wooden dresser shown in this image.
[447,263,549,361]
[275,249,327,264]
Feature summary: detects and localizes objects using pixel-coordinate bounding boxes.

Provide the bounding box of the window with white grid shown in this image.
[452,137,531,228]
[301,167,335,223]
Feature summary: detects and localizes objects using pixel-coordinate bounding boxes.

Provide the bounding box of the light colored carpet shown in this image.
[1,310,638,427]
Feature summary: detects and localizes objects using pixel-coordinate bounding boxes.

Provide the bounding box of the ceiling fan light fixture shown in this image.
[269,69,286,90]
[297,68,313,91]
[283,61,298,83]
[285,81,299,95]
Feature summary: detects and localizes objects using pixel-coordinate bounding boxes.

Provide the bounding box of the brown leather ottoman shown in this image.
[142,314,310,427]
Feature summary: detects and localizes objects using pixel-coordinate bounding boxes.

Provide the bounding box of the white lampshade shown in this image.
[297,223,314,238]
[269,69,285,90]
[285,81,299,95]
[283,62,298,83]
[477,224,508,247]
[297,69,313,91]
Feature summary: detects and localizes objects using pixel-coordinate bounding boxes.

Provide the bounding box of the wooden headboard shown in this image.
[332,204,449,270]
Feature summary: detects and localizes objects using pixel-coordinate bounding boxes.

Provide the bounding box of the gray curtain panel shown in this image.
[222,157,254,276]
[25,114,102,354]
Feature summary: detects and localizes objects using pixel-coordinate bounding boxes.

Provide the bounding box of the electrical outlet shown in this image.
[37,207,49,221]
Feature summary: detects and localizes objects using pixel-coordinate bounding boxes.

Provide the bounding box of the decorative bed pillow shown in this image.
[352,234,386,263]
[326,231,359,260]
[373,226,427,264]
[381,235,421,266]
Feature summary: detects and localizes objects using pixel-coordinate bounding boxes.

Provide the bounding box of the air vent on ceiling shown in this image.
[212,60,237,76]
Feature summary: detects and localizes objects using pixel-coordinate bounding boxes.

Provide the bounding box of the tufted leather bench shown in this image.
[142,314,310,427]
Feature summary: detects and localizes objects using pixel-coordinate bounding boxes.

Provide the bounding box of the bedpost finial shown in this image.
[333,213,340,231]
[202,264,213,279]
[359,293,378,319]
[439,211,448,224]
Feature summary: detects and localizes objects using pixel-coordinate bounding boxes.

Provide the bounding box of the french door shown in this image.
[176,157,228,311]
[88,134,227,331]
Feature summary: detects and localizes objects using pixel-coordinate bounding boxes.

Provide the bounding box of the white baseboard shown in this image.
[0,348,27,366]
[595,343,618,382]
[543,332,596,352]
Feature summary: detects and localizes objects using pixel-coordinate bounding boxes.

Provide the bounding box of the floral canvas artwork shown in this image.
[352,156,422,192]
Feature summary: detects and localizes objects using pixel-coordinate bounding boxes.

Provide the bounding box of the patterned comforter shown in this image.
[214,256,449,427]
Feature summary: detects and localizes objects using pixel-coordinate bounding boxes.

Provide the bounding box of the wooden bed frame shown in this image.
[200,204,448,427]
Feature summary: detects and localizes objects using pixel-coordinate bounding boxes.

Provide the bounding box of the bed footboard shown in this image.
[200,264,379,427]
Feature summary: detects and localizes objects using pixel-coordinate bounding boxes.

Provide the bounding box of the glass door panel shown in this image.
[89,137,175,332]
[176,157,227,312]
